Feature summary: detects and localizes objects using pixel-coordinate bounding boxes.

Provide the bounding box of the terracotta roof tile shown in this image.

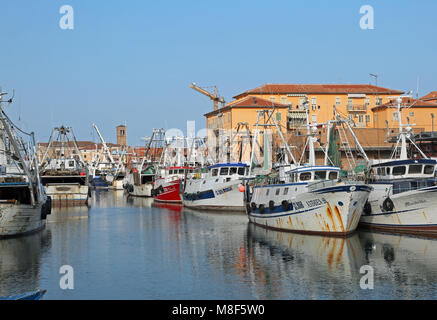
[420,91,437,101]
[372,97,437,111]
[233,83,404,99]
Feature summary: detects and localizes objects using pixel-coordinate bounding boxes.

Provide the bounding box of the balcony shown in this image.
[347,104,368,112]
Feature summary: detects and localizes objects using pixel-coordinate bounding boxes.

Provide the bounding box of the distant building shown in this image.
[117,125,127,146]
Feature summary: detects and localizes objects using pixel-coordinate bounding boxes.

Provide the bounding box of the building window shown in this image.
[281,97,287,105]
[365,98,370,106]
[311,115,317,123]
[365,115,371,122]
[376,98,382,106]
[358,115,364,123]
[276,113,281,121]
[347,98,353,106]
[393,112,399,121]
[409,112,414,117]
[270,97,276,103]
[335,97,341,105]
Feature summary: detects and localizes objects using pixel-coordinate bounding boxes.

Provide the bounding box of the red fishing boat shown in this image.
[153,166,193,203]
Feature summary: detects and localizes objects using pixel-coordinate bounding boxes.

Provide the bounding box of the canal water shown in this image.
[1,190,437,299]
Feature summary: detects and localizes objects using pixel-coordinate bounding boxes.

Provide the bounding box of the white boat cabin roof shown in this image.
[370,159,437,180]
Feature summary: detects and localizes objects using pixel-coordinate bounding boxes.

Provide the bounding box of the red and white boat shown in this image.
[153,166,193,203]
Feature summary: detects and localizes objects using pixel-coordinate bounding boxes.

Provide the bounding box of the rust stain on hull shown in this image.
[334,206,345,233]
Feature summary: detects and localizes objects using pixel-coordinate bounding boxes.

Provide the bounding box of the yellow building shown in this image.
[372,96,437,132]
[229,84,404,129]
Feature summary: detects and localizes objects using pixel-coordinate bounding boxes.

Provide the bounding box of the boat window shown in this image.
[314,171,327,180]
[377,167,384,175]
[220,167,229,175]
[424,165,435,174]
[283,188,289,195]
[212,169,218,176]
[275,189,280,195]
[392,166,406,176]
[68,160,75,167]
[408,165,422,174]
[178,169,184,174]
[238,167,245,176]
[328,172,338,180]
[266,189,270,196]
[386,167,391,175]
[299,172,312,181]
[229,167,238,175]
[169,170,173,174]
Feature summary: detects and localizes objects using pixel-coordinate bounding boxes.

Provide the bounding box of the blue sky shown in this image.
[1,0,436,145]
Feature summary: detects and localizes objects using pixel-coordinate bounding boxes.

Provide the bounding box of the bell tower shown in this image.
[116,125,127,146]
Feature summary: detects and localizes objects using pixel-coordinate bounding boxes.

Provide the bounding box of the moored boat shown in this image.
[0,90,51,237]
[153,166,193,203]
[183,162,250,211]
[39,126,90,206]
[359,96,437,235]
[246,166,371,236]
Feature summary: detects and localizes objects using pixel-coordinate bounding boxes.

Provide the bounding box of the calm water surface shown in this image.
[1,190,437,299]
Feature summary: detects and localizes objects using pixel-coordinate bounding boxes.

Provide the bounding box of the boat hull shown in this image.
[45,183,89,206]
[111,179,124,190]
[154,179,182,203]
[183,180,245,212]
[128,183,153,197]
[0,202,46,238]
[248,185,371,236]
[360,184,437,235]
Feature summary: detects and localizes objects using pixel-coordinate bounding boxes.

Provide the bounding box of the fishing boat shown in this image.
[0,290,46,300]
[153,166,193,203]
[246,109,371,236]
[183,162,250,211]
[360,96,437,235]
[125,165,155,197]
[0,90,51,237]
[39,126,90,206]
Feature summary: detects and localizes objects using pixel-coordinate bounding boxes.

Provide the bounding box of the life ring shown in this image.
[281,200,289,210]
[382,198,394,212]
[259,204,265,214]
[269,200,275,211]
[363,201,372,215]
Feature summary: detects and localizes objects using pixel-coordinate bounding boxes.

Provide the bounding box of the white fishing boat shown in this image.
[183,162,250,211]
[125,165,155,197]
[360,96,437,235]
[0,90,51,237]
[246,108,371,235]
[39,126,90,206]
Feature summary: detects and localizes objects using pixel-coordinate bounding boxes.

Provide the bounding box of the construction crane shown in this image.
[190,82,225,111]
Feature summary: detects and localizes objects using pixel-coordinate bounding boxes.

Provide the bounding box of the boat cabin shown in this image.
[370,159,436,181]
[288,166,341,183]
[207,163,249,182]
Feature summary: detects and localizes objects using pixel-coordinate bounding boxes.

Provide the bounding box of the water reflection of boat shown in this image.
[47,205,89,222]
[126,195,154,208]
[358,230,437,297]
[0,231,46,297]
[153,201,183,213]
[248,223,365,274]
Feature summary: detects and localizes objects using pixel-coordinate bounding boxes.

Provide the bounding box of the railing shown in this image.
[347,104,368,112]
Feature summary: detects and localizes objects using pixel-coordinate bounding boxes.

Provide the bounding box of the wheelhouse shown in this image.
[370,159,437,181]
[288,166,341,183]
[166,166,194,176]
[207,163,249,179]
